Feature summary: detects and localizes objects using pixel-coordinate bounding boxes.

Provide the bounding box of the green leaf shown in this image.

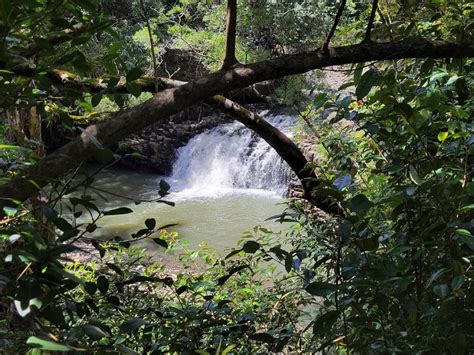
[429,69,448,82]
[242,240,260,253]
[221,344,237,355]
[159,179,171,197]
[54,217,74,232]
[107,295,120,306]
[455,229,474,250]
[248,332,275,343]
[145,218,156,230]
[0,0,12,23]
[346,194,373,215]
[353,62,365,84]
[42,306,65,326]
[126,68,143,82]
[91,94,102,107]
[157,223,178,231]
[41,205,58,221]
[83,324,108,338]
[91,147,115,164]
[285,253,293,272]
[460,204,474,213]
[3,206,17,217]
[114,94,124,108]
[151,238,168,248]
[120,318,148,333]
[427,268,448,287]
[313,310,339,335]
[437,131,449,142]
[217,265,249,285]
[408,165,423,186]
[312,93,327,110]
[356,68,379,100]
[97,275,109,294]
[27,337,71,351]
[305,281,337,297]
[0,144,29,151]
[395,102,414,118]
[103,207,133,216]
[225,248,243,259]
[451,275,465,290]
[69,197,99,212]
[126,82,142,97]
[433,284,450,299]
[456,229,472,237]
[84,282,97,295]
[107,77,119,88]
[106,263,124,276]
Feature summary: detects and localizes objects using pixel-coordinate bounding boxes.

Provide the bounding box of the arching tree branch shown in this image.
[1,39,473,211]
[211,96,341,214]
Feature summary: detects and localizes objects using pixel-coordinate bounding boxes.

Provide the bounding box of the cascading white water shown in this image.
[169,112,294,197]
[77,111,293,250]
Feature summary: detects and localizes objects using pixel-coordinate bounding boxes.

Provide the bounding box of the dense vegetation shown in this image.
[0,0,473,353]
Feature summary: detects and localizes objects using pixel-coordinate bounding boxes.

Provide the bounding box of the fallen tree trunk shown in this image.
[67,75,336,212]
[1,39,473,210]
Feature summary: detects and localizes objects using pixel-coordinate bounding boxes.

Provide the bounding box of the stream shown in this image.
[76,110,295,253]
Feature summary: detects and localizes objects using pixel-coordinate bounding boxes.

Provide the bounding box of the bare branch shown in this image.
[322,0,347,53]
[364,0,379,43]
[138,0,159,91]
[222,0,240,69]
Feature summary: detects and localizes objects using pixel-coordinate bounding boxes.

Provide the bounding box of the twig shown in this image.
[0,210,30,225]
[16,263,32,281]
[138,0,159,91]
[322,0,347,53]
[87,186,173,205]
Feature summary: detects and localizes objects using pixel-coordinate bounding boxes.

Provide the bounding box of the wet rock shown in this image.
[118,107,231,175]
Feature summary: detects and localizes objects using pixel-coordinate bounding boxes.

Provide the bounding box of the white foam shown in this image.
[167,112,295,199]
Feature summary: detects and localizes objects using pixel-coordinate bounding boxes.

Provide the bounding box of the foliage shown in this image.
[1,0,473,353]
[0,169,307,353]
[285,54,474,352]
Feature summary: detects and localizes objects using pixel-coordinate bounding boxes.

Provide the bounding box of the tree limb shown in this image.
[20,23,88,58]
[364,0,379,43]
[222,0,240,69]
[322,0,347,53]
[211,96,341,215]
[1,39,473,210]
[6,69,331,209]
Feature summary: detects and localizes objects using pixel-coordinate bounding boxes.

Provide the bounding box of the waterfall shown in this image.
[169,112,294,197]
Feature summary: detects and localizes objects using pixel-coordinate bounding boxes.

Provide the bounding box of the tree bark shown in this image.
[1,39,473,209]
[222,0,240,69]
[211,96,341,214]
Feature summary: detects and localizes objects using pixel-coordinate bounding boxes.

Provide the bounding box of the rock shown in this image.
[118,105,231,175]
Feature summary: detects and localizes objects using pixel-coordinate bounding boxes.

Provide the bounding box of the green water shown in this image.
[75,168,288,253]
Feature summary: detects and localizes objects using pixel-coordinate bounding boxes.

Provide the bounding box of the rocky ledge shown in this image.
[118,105,230,175]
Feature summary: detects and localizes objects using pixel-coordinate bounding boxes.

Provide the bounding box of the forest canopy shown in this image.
[0,0,473,353]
